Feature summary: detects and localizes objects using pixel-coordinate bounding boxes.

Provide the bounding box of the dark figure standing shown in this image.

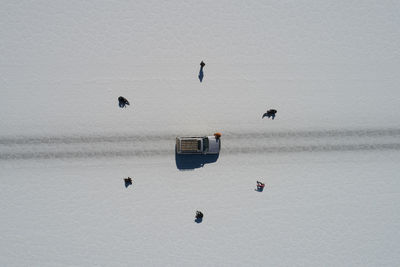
[124,177,133,188]
[262,109,277,120]
[195,211,204,223]
[198,61,205,82]
[256,181,265,192]
[118,96,130,108]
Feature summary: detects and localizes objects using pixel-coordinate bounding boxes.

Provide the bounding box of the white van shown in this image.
[176,133,221,154]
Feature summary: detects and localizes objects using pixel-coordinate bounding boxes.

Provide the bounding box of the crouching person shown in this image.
[256,181,265,192]
[262,109,277,120]
[195,211,204,223]
[124,177,133,188]
[118,96,130,108]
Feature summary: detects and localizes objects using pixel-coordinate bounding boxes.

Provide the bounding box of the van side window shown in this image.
[203,138,209,152]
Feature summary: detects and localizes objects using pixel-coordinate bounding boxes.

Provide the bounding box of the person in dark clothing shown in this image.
[195,211,204,223]
[256,181,265,192]
[118,96,130,108]
[124,177,133,188]
[198,61,205,82]
[262,109,277,120]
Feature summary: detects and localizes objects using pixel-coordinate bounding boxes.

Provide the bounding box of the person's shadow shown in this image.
[175,147,219,170]
[198,61,205,82]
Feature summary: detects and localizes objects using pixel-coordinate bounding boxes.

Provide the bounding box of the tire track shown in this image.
[1,128,399,160]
